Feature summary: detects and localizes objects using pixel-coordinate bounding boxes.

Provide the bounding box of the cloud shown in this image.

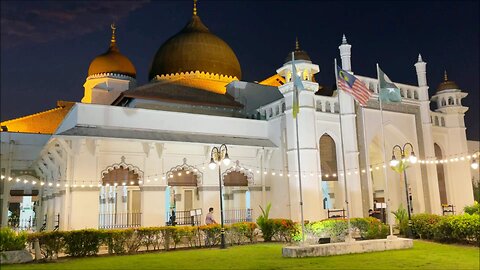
[1,1,149,49]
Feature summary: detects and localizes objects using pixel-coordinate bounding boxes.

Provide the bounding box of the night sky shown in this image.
[1,1,478,140]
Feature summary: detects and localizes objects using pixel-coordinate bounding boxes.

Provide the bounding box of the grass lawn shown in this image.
[3,240,479,270]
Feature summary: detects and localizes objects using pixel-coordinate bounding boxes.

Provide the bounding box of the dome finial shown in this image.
[444,69,448,81]
[295,37,300,50]
[193,0,198,16]
[417,53,423,62]
[110,23,116,44]
[342,34,347,44]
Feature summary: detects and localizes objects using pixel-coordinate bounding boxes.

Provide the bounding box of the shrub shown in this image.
[63,229,102,257]
[256,203,275,242]
[199,224,221,247]
[392,204,409,235]
[306,219,348,243]
[137,227,163,251]
[227,222,256,245]
[351,217,389,240]
[271,219,297,243]
[0,227,27,251]
[27,231,64,259]
[411,213,443,239]
[434,214,479,244]
[464,201,479,215]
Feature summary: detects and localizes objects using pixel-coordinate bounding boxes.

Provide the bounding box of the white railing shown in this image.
[257,99,286,120]
[357,76,422,101]
[314,95,339,113]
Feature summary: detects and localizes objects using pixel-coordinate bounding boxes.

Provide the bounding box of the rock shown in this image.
[0,250,34,264]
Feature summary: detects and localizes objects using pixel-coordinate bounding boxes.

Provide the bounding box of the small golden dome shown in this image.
[148,13,241,81]
[437,70,459,92]
[88,24,136,78]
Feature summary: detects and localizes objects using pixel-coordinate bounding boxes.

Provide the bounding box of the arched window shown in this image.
[434,143,448,204]
[448,97,454,105]
[102,167,139,186]
[319,134,338,181]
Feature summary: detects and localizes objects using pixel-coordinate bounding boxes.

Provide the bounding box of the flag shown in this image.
[336,66,372,106]
[378,66,401,103]
[291,53,304,118]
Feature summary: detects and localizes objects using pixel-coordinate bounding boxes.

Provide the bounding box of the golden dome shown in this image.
[88,24,136,78]
[437,70,459,92]
[148,14,241,81]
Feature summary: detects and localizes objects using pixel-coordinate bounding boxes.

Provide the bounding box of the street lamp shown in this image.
[209,144,230,249]
[390,142,417,237]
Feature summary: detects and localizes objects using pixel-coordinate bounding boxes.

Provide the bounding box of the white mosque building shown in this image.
[0,5,476,231]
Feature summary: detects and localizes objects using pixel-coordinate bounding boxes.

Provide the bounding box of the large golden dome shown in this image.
[88,25,136,78]
[148,14,241,81]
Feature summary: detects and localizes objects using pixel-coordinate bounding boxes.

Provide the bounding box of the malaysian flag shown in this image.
[336,65,372,106]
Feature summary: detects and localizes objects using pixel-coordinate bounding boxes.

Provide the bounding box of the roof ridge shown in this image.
[1,106,66,124]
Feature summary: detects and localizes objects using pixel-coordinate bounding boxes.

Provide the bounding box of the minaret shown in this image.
[339,34,352,72]
[430,70,473,211]
[276,40,322,221]
[414,54,427,87]
[83,24,136,105]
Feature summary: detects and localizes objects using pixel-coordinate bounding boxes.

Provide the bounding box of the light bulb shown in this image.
[209,159,217,170]
[223,153,231,166]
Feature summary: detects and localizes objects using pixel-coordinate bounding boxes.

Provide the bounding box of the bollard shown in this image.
[34,239,41,260]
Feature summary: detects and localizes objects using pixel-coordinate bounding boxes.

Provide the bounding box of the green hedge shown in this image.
[25,222,258,260]
[411,213,479,244]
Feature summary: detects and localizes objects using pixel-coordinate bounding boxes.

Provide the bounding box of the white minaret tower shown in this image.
[413,54,443,214]
[336,35,363,218]
[276,39,323,221]
[339,34,352,72]
[430,70,473,212]
[414,54,427,87]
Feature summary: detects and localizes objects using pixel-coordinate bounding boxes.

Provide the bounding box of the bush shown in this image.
[256,203,275,242]
[271,219,297,243]
[392,204,409,235]
[305,219,348,243]
[0,227,27,251]
[27,231,64,259]
[434,214,479,244]
[64,229,102,257]
[199,224,221,247]
[227,222,257,245]
[351,217,389,240]
[464,201,479,215]
[411,213,443,239]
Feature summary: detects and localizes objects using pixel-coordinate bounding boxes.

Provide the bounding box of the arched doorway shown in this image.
[319,134,341,211]
[99,157,143,229]
[7,174,40,231]
[222,163,253,223]
[434,143,448,204]
[165,159,202,226]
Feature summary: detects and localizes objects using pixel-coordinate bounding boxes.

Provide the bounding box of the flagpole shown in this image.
[334,58,353,241]
[293,52,306,244]
[376,63,395,239]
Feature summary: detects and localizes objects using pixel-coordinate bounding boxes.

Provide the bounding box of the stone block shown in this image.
[0,250,34,264]
[282,238,413,258]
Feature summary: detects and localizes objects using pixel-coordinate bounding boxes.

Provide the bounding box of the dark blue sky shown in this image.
[1,1,478,140]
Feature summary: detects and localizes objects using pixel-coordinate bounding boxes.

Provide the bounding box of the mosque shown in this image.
[0,3,475,231]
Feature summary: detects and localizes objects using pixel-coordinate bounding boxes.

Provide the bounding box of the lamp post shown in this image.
[389,142,417,237]
[209,144,230,249]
